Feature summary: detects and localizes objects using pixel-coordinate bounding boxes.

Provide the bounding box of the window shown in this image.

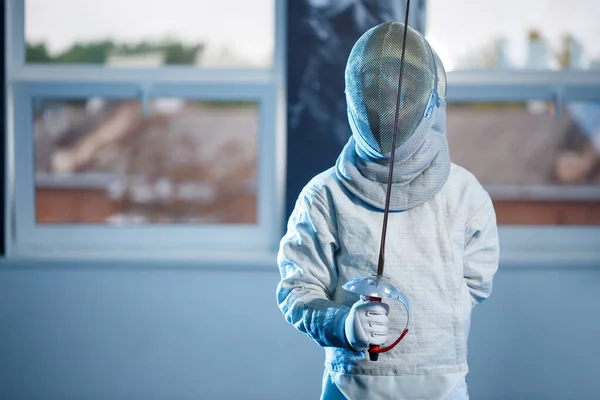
[34,97,259,225]
[427,0,599,71]
[446,101,600,224]
[25,0,274,68]
[5,0,286,258]
[427,0,600,256]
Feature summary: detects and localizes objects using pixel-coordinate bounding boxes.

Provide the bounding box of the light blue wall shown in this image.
[468,264,600,399]
[0,259,599,400]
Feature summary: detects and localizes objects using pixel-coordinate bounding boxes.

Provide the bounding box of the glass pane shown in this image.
[427,0,600,70]
[25,0,274,68]
[447,101,600,224]
[34,98,258,224]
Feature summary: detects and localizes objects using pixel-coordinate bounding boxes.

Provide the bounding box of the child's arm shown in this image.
[276,188,352,349]
[463,196,500,307]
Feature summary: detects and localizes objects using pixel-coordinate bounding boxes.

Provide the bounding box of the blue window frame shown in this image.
[4,0,287,261]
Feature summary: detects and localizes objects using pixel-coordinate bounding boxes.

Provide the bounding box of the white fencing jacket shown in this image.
[277,100,499,399]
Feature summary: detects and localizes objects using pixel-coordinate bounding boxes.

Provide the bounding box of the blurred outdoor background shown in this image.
[3,2,600,400]
[27,0,600,225]
[26,0,271,225]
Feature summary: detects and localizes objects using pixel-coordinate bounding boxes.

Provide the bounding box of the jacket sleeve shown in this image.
[463,196,500,307]
[276,188,351,349]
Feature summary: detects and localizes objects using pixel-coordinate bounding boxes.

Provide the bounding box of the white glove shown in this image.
[344,298,390,352]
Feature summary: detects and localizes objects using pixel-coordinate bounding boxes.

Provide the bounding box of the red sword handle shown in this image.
[365,295,410,362]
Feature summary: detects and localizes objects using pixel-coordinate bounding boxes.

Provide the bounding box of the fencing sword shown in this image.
[342,0,413,362]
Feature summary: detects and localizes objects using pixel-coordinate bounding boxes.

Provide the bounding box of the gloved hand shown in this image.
[344,298,390,352]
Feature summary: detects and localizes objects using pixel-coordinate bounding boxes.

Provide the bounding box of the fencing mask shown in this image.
[345,21,447,158]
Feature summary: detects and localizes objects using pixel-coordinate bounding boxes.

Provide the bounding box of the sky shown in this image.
[26,0,275,60]
[427,0,600,69]
[25,0,600,69]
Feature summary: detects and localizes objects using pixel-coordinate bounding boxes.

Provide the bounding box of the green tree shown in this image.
[556,34,570,68]
[54,40,115,64]
[26,39,204,65]
[163,42,203,65]
[26,43,52,63]
[113,40,204,65]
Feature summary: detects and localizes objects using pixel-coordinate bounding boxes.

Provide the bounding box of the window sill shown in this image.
[1,248,598,271]
[499,250,600,269]
[0,249,279,271]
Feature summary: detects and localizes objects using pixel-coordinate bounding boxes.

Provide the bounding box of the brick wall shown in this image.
[493,200,600,225]
[36,188,119,224]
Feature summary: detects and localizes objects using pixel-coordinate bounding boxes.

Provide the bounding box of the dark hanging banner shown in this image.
[1,0,5,256]
[285,0,426,220]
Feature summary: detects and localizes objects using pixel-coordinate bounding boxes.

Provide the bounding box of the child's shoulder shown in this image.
[448,163,484,189]
[301,167,339,198]
[445,163,491,212]
[292,168,341,213]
